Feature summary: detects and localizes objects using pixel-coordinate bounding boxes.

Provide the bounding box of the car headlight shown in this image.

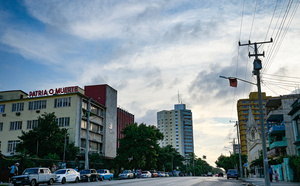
[24,177,29,180]
[57,176,60,178]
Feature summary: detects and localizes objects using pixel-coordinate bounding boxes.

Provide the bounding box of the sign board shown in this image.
[29,86,79,97]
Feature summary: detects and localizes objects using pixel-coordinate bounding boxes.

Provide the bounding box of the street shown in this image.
[37,176,245,186]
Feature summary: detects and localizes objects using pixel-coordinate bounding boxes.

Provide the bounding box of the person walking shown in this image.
[269,166,273,182]
[274,171,279,182]
[8,163,19,182]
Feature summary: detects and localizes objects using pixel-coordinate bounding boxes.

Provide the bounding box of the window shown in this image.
[54,97,71,108]
[27,120,38,129]
[7,140,20,153]
[12,103,24,112]
[0,122,3,131]
[28,100,46,110]
[0,105,5,113]
[10,121,22,130]
[56,117,70,127]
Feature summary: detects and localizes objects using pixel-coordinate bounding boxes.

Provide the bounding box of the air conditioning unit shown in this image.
[2,113,6,117]
[36,110,40,113]
[16,112,21,116]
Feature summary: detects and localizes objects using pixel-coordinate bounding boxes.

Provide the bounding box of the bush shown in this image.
[289,155,300,182]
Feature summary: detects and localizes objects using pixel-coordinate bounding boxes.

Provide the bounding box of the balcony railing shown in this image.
[270,140,287,149]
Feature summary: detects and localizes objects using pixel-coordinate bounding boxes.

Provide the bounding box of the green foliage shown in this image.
[188,154,213,176]
[16,112,79,160]
[215,153,247,173]
[157,145,184,172]
[289,155,300,182]
[115,123,163,170]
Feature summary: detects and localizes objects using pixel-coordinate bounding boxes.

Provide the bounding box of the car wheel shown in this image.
[99,177,103,181]
[62,177,66,184]
[30,179,36,186]
[75,177,79,183]
[227,177,229,180]
[109,177,112,181]
[48,178,54,185]
[236,177,238,180]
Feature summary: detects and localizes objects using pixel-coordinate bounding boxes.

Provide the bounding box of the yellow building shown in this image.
[0,85,117,159]
[237,92,274,155]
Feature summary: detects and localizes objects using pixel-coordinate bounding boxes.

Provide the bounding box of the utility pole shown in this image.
[239,38,273,186]
[85,98,91,169]
[230,121,242,178]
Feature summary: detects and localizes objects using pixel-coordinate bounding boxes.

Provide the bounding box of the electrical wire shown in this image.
[264,0,299,74]
[262,0,298,74]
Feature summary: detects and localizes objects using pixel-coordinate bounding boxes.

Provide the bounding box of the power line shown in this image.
[264,0,299,74]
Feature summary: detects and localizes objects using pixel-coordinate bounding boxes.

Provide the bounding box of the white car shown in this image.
[141,171,152,178]
[54,168,80,184]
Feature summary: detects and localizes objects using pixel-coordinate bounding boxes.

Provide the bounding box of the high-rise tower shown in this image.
[157,103,194,158]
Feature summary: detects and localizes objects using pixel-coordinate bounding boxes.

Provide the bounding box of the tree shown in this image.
[115,123,163,170]
[215,154,247,173]
[17,112,79,160]
[157,145,184,172]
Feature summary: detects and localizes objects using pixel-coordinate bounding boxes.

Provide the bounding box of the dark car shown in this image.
[227,169,238,180]
[150,170,158,178]
[218,172,224,177]
[79,169,100,182]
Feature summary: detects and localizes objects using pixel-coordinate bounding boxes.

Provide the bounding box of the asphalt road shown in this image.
[34,176,246,186]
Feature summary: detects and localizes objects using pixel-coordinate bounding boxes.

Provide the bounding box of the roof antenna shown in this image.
[178,91,180,104]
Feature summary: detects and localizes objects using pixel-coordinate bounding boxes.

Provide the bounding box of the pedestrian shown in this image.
[8,163,19,182]
[269,166,273,182]
[274,171,279,182]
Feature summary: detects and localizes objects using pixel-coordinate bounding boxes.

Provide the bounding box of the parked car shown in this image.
[158,171,165,177]
[133,169,142,178]
[165,172,169,177]
[79,169,100,182]
[227,169,238,180]
[96,169,113,181]
[54,168,80,184]
[207,172,213,176]
[11,167,56,186]
[118,170,134,179]
[150,170,158,178]
[218,172,224,177]
[141,171,151,178]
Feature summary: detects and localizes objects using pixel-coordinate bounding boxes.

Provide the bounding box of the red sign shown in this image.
[29,86,79,97]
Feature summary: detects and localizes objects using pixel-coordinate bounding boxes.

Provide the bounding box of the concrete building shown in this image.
[246,108,263,176]
[157,103,194,158]
[0,85,117,159]
[84,84,117,158]
[288,98,300,155]
[117,107,134,148]
[265,94,300,159]
[237,92,273,155]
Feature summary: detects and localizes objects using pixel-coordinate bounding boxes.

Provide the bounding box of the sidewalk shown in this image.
[242,177,300,186]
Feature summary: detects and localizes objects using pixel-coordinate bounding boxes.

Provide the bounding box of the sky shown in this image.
[1,0,300,167]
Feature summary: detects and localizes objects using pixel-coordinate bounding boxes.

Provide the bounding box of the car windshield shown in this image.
[23,169,38,175]
[54,170,66,174]
[80,170,90,174]
[97,170,105,173]
[142,171,148,174]
[123,170,129,173]
[228,170,237,173]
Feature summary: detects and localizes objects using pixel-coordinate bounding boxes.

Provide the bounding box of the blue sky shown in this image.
[1,0,300,166]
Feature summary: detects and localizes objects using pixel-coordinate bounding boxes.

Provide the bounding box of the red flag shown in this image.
[229,78,237,87]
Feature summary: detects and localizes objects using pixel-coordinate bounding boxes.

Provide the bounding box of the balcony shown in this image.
[294,136,300,146]
[268,125,285,134]
[270,140,287,149]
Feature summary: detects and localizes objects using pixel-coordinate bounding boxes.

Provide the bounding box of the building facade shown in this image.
[288,98,300,155]
[265,94,300,159]
[117,107,134,148]
[0,85,117,159]
[237,92,273,155]
[157,104,194,158]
